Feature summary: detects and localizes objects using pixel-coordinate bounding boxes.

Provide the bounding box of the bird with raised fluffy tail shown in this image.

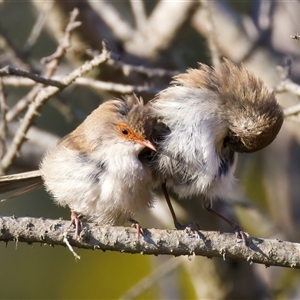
[150,59,283,241]
[0,95,157,234]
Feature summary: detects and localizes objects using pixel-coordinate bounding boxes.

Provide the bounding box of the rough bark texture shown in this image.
[1,216,299,269]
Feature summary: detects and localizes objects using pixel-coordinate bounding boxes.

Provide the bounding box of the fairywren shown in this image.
[1,95,157,233]
[150,59,284,238]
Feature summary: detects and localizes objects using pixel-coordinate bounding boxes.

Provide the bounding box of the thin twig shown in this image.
[0,75,160,98]
[0,23,33,71]
[191,2,257,62]
[106,58,179,78]
[199,0,221,68]
[283,103,300,118]
[275,59,300,119]
[0,77,34,86]
[24,1,53,53]
[0,66,65,88]
[63,232,81,260]
[0,8,84,171]
[125,1,197,57]
[6,85,42,123]
[88,0,133,42]
[276,79,300,98]
[0,8,81,126]
[0,48,110,171]
[76,77,160,94]
[130,0,147,32]
[41,8,81,78]
[0,216,300,269]
[284,115,300,123]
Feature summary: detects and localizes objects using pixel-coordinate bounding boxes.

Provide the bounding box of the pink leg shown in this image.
[69,210,83,237]
[129,218,144,237]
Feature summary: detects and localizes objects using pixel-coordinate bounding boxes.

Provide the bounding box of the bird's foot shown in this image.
[69,210,83,238]
[205,204,249,246]
[233,224,249,246]
[129,218,144,237]
[174,220,200,233]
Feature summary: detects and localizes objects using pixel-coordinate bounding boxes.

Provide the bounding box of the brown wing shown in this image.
[0,170,43,194]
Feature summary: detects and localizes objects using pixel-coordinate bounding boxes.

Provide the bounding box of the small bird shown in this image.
[150,59,284,240]
[0,95,157,234]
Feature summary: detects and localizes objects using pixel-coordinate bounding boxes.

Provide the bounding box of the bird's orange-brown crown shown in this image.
[59,95,156,153]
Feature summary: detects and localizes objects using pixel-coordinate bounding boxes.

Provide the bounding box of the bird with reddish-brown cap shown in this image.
[0,95,157,234]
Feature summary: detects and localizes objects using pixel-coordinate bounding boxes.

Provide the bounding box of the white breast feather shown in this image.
[41,142,154,225]
[152,86,236,199]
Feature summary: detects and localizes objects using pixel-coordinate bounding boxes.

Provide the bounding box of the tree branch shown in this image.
[0,47,110,171]
[0,75,160,95]
[0,66,65,88]
[1,216,299,269]
[125,1,198,57]
[88,0,133,42]
[106,57,179,78]
[23,1,53,53]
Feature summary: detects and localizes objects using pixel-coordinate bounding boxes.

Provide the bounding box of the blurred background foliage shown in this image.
[1,0,300,299]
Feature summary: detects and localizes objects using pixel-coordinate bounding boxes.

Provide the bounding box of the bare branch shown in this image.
[0,23,33,71]
[125,1,198,57]
[0,216,299,269]
[88,1,133,42]
[283,103,300,118]
[192,2,257,62]
[75,77,160,94]
[130,0,147,32]
[199,0,221,67]
[0,8,81,126]
[0,75,160,95]
[6,85,42,123]
[0,66,65,88]
[276,79,300,98]
[24,1,54,53]
[0,77,34,86]
[0,48,111,171]
[41,8,81,77]
[275,59,300,119]
[106,57,179,78]
[84,48,179,77]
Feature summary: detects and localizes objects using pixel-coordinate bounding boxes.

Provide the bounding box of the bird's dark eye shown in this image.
[121,128,129,135]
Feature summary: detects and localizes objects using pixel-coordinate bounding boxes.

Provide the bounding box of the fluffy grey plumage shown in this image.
[150,59,283,202]
[0,96,157,229]
[41,95,156,225]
